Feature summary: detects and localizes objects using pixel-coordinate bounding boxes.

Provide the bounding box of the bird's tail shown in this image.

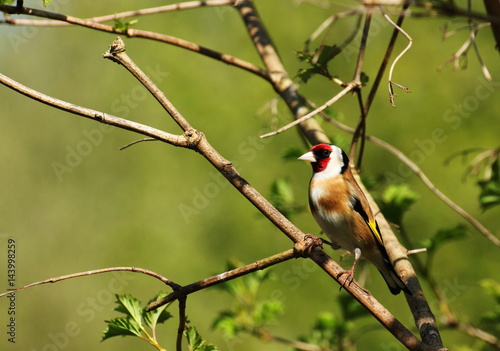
[378,264,411,295]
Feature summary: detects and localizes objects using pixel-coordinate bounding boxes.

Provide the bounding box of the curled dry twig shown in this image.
[380,6,412,107]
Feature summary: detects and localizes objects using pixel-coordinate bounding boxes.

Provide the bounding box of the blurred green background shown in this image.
[0,1,498,350]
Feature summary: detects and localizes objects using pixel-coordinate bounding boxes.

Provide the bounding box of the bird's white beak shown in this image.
[298,151,316,163]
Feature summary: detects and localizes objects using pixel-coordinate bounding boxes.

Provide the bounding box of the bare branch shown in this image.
[148,248,298,310]
[3,0,234,27]
[0,267,179,299]
[0,3,268,80]
[103,37,193,132]
[120,138,157,150]
[259,82,358,139]
[0,72,197,148]
[456,322,500,348]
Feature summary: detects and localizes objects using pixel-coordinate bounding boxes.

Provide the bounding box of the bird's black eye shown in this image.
[317,149,331,159]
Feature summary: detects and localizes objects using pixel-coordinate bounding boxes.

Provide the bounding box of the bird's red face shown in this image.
[298,144,348,175]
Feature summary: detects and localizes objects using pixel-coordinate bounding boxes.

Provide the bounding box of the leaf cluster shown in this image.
[212,259,283,339]
[103,293,172,350]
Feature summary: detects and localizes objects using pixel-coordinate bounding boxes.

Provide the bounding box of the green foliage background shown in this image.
[0,1,498,350]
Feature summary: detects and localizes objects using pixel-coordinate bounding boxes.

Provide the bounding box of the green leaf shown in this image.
[143,293,172,329]
[422,225,468,253]
[213,260,279,339]
[113,18,138,31]
[212,312,239,338]
[297,312,349,348]
[0,0,16,5]
[315,45,341,66]
[479,280,500,335]
[43,0,53,5]
[360,72,370,86]
[253,300,283,325]
[270,178,294,207]
[480,279,500,302]
[185,326,219,351]
[478,179,500,211]
[114,294,144,328]
[379,184,419,225]
[294,50,314,63]
[102,317,142,341]
[269,178,304,219]
[296,67,318,84]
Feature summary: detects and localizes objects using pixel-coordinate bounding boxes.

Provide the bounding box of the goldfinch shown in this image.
[299,143,409,295]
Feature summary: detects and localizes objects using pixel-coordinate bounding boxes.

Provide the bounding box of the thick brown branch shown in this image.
[483,0,500,50]
[234,2,445,348]
[235,0,329,145]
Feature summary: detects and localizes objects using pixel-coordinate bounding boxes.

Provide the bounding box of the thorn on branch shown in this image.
[407,248,427,255]
[120,138,157,150]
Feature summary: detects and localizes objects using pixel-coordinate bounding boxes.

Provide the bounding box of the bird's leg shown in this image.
[337,248,363,291]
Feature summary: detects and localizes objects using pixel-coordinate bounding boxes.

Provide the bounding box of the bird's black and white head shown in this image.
[298,144,349,179]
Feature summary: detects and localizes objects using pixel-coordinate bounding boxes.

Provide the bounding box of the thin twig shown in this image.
[467,0,492,81]
[0,267,179,299]
[438,36,472,71]
[259,82,358,139]
[350,6,372,166]
[103,37,192,132]
[120,138,157,150]
[148,248,298,310]
[1,0,234,26]
[407,248,428,255]
[456,322,500,348]
[304,10,360,51]
[177,297,187,351]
